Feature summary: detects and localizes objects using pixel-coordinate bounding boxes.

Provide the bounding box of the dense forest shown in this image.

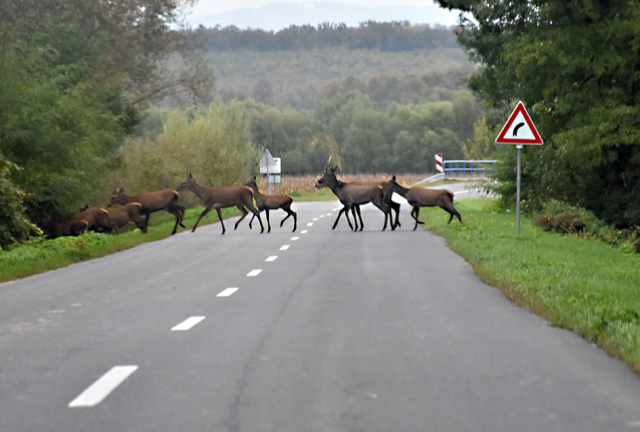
[192,21,459,52]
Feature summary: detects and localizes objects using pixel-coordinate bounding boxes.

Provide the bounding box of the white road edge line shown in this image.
[247,269,262,277]
[69,365,138,408]
[280,245,290,251]
[217,288,239,297]
[171,316,206,331]
[265,256,278,262]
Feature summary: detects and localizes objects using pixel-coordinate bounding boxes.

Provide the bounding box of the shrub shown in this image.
[532,200,635,250]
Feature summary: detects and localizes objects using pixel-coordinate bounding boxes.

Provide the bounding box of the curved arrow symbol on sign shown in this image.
[513,122,525,137]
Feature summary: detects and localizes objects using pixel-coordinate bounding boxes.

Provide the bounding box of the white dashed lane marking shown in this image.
[301,230,308,234]
[217,288,239,297]
[171,316,206,331]
[307,223,313,227]
[69,366,138,408]
[280,245,290,251]
[265,256,278,262]
[291,237,299,241]
[247,269,262,277]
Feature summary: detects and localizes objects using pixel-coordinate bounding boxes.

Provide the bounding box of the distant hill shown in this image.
[189,2,460,31]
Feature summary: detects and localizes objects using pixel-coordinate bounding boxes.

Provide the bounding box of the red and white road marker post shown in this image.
[495,101,543,235]
[435,153,444,174]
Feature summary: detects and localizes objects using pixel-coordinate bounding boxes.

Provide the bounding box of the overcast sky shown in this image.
[183,0,459,26]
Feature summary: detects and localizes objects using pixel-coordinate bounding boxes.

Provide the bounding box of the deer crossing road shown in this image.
[1,195,640,432]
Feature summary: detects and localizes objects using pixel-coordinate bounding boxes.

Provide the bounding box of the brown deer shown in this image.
[176,173,264,234]
[106,203,147,234]
[315,167,392,231]
[109,187,185,235]
[382,175,462,230]
[351,180,402,229]
[39,217,89,239]
[244,176,297,232]
[71,207,115,233]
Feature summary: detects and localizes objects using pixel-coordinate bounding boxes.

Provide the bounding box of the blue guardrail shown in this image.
[444,160,496,178]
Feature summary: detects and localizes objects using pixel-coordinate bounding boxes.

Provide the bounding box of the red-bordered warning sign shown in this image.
[495,101,543,145]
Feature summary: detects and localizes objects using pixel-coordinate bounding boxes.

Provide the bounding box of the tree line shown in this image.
[193,21,459,52]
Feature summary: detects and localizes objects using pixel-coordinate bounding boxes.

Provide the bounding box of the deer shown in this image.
[315,166,392,231]
[39,217,89,239]
[176,173,264,234]
[109,187,185,235]
[350,180,402,229]
[71,207,115,233]
[244,175,297,232]
[105,203,147,234]
[382,175,462,230]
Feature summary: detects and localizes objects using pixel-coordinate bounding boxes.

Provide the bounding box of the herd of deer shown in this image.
[40,168,461,239]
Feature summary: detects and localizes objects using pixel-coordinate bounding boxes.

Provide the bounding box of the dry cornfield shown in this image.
[258,174,431,195]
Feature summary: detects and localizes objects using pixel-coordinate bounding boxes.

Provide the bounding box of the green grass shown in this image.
[421,198,640,373]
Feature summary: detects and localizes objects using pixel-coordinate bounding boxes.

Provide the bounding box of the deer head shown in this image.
[177,174,195,192]
[315,167,337,189]
[108,187,125,207]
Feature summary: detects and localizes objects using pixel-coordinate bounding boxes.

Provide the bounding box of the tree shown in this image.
[463,113,494,160]
[0,155,40,248]
[436,0,640,227]
[0,0,214,106]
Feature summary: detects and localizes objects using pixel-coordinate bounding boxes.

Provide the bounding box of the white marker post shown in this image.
[495,101,543,235]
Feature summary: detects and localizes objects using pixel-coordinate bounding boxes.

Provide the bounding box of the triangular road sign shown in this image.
[496,101,543,145]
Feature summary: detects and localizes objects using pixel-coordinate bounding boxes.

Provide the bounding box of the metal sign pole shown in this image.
[516,145,522,236]
[267,166,272,195]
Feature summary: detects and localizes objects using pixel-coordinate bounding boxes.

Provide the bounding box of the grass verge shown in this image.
[421,198,640,374]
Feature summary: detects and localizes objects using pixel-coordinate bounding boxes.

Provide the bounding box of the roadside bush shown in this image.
[532,200,635,251]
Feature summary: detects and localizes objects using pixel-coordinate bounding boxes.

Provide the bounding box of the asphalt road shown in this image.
[2,194,640,432]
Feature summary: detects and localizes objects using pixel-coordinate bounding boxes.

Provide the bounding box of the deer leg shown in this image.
[169,208,183,235]
[344,205,355,231]
[173,204,186,229]
[143,213,151,233]
[355,205,364,231]
[281,205,297,232]
[248,213,255,230]
[333,206,352,230]
[215,208,226,234]
[234,205,249,230]
[192,207,213,233]
[246,204,264,233]
[412,206,420,231]
[350,206,359,231]
[264,208,272,233]
[391,201,401,228]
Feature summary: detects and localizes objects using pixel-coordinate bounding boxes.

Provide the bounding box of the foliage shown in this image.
[194,21,459,52]
[100,101,257,206]
[0,155,40,248]
[463,113,496,160]
[1,0,214,106]
[190,48,473,111]
[437,0,640,228]
[0,20,125,221]
[423,198,640,373]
